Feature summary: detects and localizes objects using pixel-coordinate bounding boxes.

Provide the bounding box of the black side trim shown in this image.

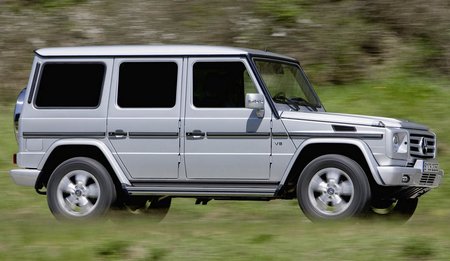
[288,132,383,140]
[27,63,41,104]
[23,132,106,138]
[206,132,270,138]
[128,132,178,138]
[272,132,289,138]
[332,125,357,132]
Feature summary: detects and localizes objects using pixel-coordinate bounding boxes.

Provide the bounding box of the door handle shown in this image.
[108,129,128,139]
[186,130,205,139]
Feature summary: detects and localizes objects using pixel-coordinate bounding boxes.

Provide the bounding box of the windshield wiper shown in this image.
[273,94,300,111]
[291,97,318,111]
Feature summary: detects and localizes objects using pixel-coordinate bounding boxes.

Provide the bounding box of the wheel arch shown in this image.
[277,138,383,197]
[35,139,130,193]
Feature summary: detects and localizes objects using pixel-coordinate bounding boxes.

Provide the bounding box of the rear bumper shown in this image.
[378,160,443,187]
[9,169,40,187]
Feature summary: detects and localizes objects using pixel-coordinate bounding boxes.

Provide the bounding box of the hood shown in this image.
[281,111,429,131]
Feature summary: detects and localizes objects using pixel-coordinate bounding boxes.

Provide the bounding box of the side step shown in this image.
[123,182,279,197]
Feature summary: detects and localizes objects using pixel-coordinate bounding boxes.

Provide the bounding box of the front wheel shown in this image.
[297,154,371,221]
[47,157,116,220]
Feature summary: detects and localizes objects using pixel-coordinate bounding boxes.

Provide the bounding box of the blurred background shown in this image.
[0,0,449,260]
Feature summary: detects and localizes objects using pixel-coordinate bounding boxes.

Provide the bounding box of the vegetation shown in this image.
[0,0,449,260]
[1,72,449,260]
[0,0,449,102]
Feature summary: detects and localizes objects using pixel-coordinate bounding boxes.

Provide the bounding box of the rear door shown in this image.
[107,58,182,179]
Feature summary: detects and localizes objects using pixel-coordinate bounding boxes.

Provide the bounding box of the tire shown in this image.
[369,198,418,222]
[47,157,116,221]
[297,154,371,221]
[111,196,171,222]
[140,197,172,220]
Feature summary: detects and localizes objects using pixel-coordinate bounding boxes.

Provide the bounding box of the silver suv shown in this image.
[10,45,444,221]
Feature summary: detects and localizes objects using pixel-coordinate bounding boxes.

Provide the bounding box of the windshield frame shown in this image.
[250,56,323,114]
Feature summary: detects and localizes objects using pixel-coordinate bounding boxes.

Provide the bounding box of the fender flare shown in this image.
[37,139,131,186]
[278,138,384,188]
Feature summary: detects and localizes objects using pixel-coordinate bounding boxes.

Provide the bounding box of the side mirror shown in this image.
[245,93,265,118]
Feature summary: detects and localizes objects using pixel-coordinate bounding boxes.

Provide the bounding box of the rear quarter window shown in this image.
[35,63,105,108]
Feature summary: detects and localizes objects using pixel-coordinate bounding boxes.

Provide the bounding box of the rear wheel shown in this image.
[47,157,116,220]
[297,154,371,221]
[112,196,172,222]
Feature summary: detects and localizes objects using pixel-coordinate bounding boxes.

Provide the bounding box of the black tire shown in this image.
[369,198,418,222]
[141,197,172,220]
[297,154,371,221]
[111,196,172,222]
[47,157,116,221]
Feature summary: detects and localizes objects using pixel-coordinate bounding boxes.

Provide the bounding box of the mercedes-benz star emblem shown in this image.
[419,137,429,155]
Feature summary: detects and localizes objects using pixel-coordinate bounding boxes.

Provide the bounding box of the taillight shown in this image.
[14,88,26,142]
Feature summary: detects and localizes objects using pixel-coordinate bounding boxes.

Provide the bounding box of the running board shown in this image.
[123,182,278,197]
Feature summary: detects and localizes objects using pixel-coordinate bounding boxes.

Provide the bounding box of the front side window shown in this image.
[118,62,178,108]
[35,63,105,108]
[254,59,321,110]
[193,61,258,108]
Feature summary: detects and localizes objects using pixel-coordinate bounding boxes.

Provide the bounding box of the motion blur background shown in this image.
[0,0,449,260]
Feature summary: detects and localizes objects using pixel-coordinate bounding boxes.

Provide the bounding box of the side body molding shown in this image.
[278,138,384,189]
[37,139,131,186]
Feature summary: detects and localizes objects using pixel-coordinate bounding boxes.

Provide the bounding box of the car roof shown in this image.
[35,45,297,61]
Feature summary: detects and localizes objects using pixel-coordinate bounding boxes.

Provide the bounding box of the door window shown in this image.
[118,62,178,108]
[193,62,258,108]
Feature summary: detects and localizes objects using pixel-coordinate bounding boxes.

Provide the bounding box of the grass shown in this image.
[0,73,449,260]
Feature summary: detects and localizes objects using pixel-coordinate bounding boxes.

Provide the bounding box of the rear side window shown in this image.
[35,63,105,108]
[118,62,178,108]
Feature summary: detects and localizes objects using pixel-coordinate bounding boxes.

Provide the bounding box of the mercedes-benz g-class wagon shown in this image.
[10,45,443,221]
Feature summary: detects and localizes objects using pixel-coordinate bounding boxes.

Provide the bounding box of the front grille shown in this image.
[409,131,436,159]
[420,173,437,186]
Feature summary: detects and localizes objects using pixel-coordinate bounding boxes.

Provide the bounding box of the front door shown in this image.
[184,58,271,179]
[107,58,182,179]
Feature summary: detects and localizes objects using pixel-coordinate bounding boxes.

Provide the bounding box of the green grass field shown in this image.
[0,74,449,260]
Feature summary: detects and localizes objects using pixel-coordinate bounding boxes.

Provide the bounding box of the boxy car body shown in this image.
[10,45,444,221]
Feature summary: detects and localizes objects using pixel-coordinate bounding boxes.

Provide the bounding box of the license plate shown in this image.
[424,162,439,173]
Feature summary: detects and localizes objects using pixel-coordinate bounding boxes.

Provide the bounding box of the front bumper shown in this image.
[9,169,40,187]
[377,160,444,187]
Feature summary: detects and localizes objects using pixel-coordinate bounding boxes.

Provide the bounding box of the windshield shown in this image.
[254,59,321,111]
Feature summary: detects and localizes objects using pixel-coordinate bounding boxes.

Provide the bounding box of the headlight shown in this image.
[387,129,409,159]
[392,132,408,154]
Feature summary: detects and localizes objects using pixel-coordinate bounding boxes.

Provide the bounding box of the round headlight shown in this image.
[393,134,399,145]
